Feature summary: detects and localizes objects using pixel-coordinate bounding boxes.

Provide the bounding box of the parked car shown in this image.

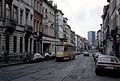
[44,52,51,60]
[83,51,89,56]
[23,53,44,63]
[49,52,55,59]
[43,52,55,60]
[95,55,120,75]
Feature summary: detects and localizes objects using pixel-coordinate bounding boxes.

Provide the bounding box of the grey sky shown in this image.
[53,0,108,38]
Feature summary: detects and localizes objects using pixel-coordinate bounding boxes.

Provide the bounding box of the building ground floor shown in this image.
[42,36,59,55]
[0,29,60,57]
[103,38,120,59]
[0,28,34,55]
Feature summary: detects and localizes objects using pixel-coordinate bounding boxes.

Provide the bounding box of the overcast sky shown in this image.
[52,0,108,39]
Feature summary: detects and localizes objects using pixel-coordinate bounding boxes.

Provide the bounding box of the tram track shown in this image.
[62,59,80,81]
[0,60,61,81]
[10,59,77,81]
[0,55,82,81]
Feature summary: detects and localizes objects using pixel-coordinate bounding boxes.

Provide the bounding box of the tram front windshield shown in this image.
[56,45,64,52]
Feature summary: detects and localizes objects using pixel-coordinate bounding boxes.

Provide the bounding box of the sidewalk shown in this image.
[0,61,23,67]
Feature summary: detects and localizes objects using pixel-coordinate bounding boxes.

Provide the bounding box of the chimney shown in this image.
[54,4,57,9]
[49,0,53,5]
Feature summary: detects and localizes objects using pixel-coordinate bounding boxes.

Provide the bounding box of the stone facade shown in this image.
[42,0,58,54]
[0,0,34,55]
[99,0,120,58]
[0,0,86,61]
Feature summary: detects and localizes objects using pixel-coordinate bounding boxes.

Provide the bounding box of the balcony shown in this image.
[5,19,17,34]
[25,25,33,37]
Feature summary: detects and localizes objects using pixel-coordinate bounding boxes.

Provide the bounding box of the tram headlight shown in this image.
[56,52,63,57]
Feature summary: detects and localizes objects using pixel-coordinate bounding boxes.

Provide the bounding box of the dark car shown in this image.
[23,53,44,63]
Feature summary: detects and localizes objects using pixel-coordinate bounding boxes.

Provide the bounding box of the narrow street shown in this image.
[0,54,120,81]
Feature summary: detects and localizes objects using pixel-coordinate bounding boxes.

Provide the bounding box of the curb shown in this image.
[0,62,23,67]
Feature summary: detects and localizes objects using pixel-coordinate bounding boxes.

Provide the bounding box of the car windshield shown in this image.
[56,45,64,52]
[100,57,118,63]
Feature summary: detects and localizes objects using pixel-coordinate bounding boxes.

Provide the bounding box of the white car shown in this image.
[83,51,89,56]
[95,55,120,75]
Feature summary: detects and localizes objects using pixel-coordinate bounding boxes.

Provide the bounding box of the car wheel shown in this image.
[71,56,75,60]
[95,68,101,75]
[56,58,59,61]
[73,56,75,59]
[24,59,30,63]
[56,57,63,61]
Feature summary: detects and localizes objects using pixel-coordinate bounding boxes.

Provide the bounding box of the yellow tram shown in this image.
[55,42,76,61]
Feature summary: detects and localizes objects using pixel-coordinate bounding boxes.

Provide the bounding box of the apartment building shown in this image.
[0,0,34,56]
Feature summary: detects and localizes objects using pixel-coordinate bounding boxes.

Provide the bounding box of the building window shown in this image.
[36,21,38,32]
[30,14,33,25]
[40,22,42,32]
[25,36,28,52]
[45,9,47,13]
[20,10,23,24]
[45,25,48,34]
[13,36,17,52]
[20,37,23,52]
[34,19,36,32]
[6,3,11,19]
[36,21,39,32]
[40,4,42,14]
[0,0,2,18]
[37,2,39,11]
[13,5,18,22]
[25,8,30,25]
[30,38,32,53]
[34,40,37,53]
[35,1,37,10]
